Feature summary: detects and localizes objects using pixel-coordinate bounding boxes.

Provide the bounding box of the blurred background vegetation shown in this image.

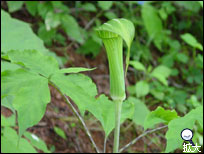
[1,1,203,153]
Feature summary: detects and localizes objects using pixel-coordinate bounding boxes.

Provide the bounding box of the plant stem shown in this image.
[113,100,123,153]
[103,137,107,153]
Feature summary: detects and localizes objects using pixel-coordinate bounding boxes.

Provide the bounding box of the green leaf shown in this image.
[45,11,61,31]
[37,2,53,19]
[55,67,96,74]
[25,1,38,16]
[7,1,24,12]
[64,73,98,98]
[151,65,171,86]
[150,90,164,101]
[171,90,188,105]
[126,97,150,126]
[98,1,113,10]
[129,61,146,72]
[37,23,56,46]
[142,4,164,50]
[165,106,203,152]
[1,61,21,72]
[136,80,149,98]
[181,33,203,51]
[51,1,69,12]
[61,14,84,43]
[96,18,135,73]
[50,73,100,116]
[144,107,178,130]
[1,69,50,137]
[24,132,51,153]
[54,127,67,140]
[51,73,110,135]
[8,50,59,78]
[82,3,97,12]
[1,96,15,113]
[96,94,115,137]
[1,10,63,65]
[1,10,49,54]
[51,73,131,137]
[159,8,168,20]
[104,12,117,20]
[1,114,16,127]
[176,53,189,64]
[1,127,37,153]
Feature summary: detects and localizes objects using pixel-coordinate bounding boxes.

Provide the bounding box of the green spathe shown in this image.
[96,18,135,101]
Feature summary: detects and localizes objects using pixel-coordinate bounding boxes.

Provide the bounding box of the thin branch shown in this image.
[84,10,103,30]
[119,125,168,153]
[49,81,101,153]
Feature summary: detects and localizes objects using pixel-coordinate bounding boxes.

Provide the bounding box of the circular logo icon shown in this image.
[181,128,193,141]
[181,128,195,146]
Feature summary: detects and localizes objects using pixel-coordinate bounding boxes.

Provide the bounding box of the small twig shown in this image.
[85,10,103,30]
[119,125,168,153]
[49,81,101,153]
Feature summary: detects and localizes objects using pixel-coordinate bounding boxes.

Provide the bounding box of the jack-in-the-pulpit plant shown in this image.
[96,18,135,153]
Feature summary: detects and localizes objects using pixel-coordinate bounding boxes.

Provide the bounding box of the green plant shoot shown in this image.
[96,18,135,153]
[96,18,135,101]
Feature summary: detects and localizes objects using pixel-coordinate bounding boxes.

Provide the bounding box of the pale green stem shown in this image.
[113,100,123,153]
[103,137,107,153]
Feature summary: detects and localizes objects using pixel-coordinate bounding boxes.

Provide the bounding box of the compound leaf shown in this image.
[1,69,50,137]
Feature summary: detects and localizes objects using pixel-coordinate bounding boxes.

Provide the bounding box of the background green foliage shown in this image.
[1,1,203,153]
